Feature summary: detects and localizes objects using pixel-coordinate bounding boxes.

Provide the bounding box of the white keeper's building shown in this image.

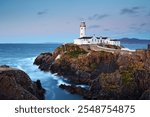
[74,22,120,46]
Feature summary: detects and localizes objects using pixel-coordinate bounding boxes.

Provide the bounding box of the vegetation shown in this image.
[58,44,88,58]
[121,70,133,85]
[90,63,97,70]
[66,50,87,58]
[55,44,88,58]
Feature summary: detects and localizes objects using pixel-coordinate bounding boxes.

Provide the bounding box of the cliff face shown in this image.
[0,65,45,100]
[34,44,150,99]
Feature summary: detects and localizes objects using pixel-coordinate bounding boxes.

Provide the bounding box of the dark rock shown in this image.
[0,65,10,68]
[34,80,45,100]
[34,52,53,71]
[59,84,92,99]
[0,66,45,100]
[34,44,150,100]
[140,89,150,99]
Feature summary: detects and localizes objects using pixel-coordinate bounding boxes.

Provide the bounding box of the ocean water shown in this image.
[0,44,83,100]
[122,43,148,50]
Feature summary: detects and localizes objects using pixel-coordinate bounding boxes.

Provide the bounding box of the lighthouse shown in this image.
[74,22,120,46]
[80,22,86,38]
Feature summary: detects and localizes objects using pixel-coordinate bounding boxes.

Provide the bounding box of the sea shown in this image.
[0,43,148,100]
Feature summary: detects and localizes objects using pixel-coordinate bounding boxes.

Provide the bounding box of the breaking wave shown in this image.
[14,56,82,100]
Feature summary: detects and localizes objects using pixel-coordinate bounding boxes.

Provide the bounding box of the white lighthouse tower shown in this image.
[74,22,120,46]
[80,22,86,38]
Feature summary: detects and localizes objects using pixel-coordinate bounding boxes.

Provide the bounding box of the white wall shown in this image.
[74,38,120,46]
[80,27,86,38]
[74,39,89,45]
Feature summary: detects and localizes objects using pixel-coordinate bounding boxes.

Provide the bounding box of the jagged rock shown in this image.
[0,66,45,100]
[97,71,139,99]
[34,52,53,71]
[33,80,45,100]
[140,89,150,99]
[0,65,10,68]
[34,44,150,100]
[59,84,92,99]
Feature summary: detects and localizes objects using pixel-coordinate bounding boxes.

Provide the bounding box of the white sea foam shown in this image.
[57,79,70,86]
[76,84,89,89]
[51,73,70,86]
[16,56,73,98]
[0,44,83,100]
[5,56,88,90]
[16,65,24,71]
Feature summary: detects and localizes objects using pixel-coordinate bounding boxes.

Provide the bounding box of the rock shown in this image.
[140,89,150,99]
[34,44,150,100]
[0,66,45,100]
[59,84,92,99]
[0,65,10,68]
[34,80,45,100]
[34,52,53,71]
[89,71,138,99]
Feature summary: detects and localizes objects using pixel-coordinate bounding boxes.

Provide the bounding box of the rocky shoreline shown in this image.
[34,44,150,99]
[0,65,45,100]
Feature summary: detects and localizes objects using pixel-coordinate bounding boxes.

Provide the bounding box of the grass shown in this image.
[66,50,87,58]
[90,63,97,70]
[121,71,133,85]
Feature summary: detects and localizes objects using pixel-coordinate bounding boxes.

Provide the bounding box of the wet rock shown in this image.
[59,84,92,99]
[140,89,150,99]
[34,52,53,71]
[34,44,150,100]
[0,66,45,100]
[0,65,10,68]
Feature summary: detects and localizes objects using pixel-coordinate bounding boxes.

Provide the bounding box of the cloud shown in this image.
[88,14,109,20]
[140,23,146,27]
[120,6,141,15]
[104,28,110,31]
[130,23,147,31]
[37,9,48,15]
[88,25,101,29]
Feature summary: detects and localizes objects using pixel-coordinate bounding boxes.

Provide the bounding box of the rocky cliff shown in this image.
[34,44,150,99]
[0,65,45,100]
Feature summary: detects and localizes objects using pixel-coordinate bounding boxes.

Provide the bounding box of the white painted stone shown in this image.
[74,22,120,46]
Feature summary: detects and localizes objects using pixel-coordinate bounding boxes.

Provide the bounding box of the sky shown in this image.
[0,0,150,43]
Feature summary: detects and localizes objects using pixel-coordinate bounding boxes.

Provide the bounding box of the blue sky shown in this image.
[0,0,150,43]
